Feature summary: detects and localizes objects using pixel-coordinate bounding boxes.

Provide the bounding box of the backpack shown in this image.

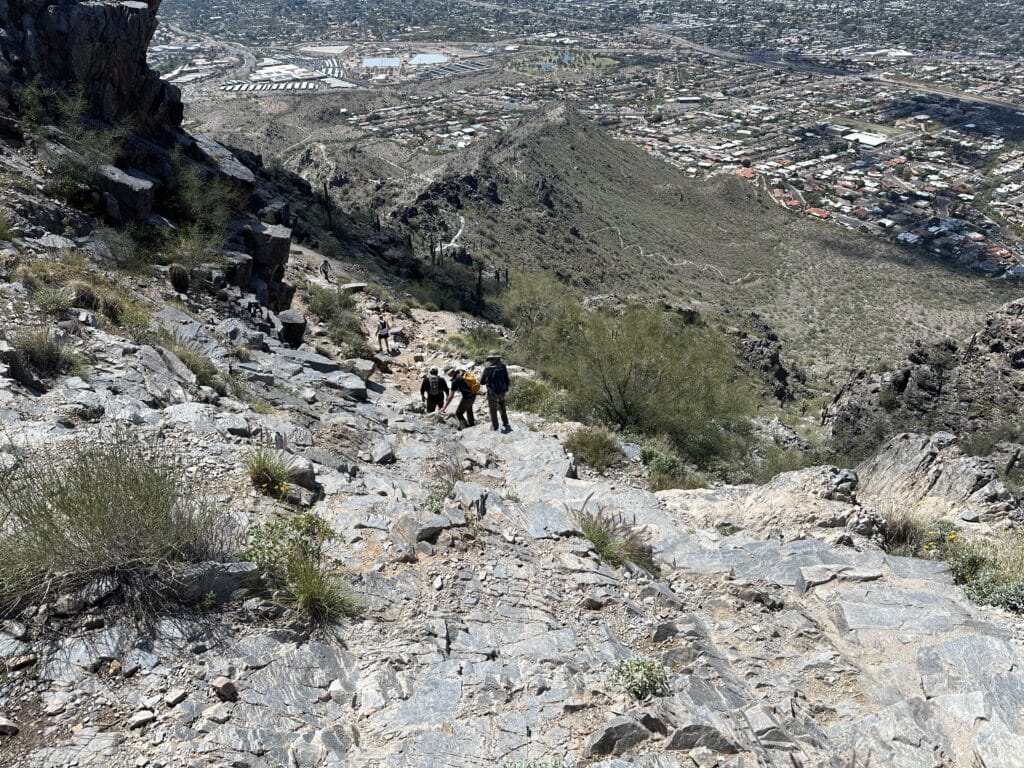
[427,375,442,396]
[488,364,510,395]
[462,371,481,395]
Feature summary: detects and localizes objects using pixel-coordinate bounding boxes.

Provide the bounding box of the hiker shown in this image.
[319,259,333,283]
[480,349,511,432]
[376,314,390,353]
[420,366,449,413]
[441,365,479,428]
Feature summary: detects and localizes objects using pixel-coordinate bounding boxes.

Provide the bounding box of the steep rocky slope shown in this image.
[0,0,181,130]
[2,253,1024,767]
[824,297,1024,459]
[1,6,1023,768]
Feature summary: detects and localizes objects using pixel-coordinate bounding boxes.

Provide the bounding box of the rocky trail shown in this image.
[2,239,1024,767]
[0,2,1023,765]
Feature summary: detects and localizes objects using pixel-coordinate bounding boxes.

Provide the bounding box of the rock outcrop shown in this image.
[0,0,183,131]
[824,298,1024,448]
[857,431,1023,528]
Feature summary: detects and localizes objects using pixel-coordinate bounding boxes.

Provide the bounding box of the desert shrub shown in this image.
[307,284,355,321]
[245,447,292,493]
[565,427,622,473]
[506,375,571,419]
[883,518,1024,613]
[828,412,894,467]
[8,328,83,377]
[503,273,754,468]
[642,442,707,491]
[960,422,1024,458]
[423,453,465,514]
[574,494,659,575]
[305,285,368,353]
[0,433,235,613]
[167,340,222,392]
[172,224,223,269]
[741,444,824,485]
[34,286,71,316]
[244,513,362,623]
[0,210,13,241]
[608,657,671,700]
[878,385,900,411]
[446,325,506,362]
[164,150,246,236]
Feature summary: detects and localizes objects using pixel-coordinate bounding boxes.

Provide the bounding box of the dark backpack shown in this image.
[427,375,442,396]
[488,364,510,395]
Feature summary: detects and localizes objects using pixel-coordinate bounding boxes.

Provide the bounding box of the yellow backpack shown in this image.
[462,371,481,395]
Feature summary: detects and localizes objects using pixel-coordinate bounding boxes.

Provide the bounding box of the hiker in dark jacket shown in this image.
[442,366,476,428]
[420,366,449,413]
[480,350,512,432]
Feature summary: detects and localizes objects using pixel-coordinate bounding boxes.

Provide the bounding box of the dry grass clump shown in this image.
[0,433,235,614]
[7,327,84,378]
[245,447,293,494]
[573,493,660,576]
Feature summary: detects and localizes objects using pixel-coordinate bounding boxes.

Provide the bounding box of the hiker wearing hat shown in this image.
[441,365,478,428]
[420,366,449,414]
[480,350,511,432]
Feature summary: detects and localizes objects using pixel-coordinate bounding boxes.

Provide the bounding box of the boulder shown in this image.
[277,310,307,348]
[244,222,291,271]
[163,562,264,606]
[585,717,650,757]
[96,165,156,223]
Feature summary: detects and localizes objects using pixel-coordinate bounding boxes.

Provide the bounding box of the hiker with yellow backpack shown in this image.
[442,365,479,428]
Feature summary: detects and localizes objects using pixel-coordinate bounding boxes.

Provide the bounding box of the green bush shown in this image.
[8,328,83,378]
[307,284,355,321]
[165,150,246,236]
[574,495,659,575]
[502,273,754,468]
[608,657,671,700]
[506,375,571,419]
[305,285,369,355]
[0,433,235,613]
[642,443,707,491]
[244,513,362,623]
[565,427,622,473]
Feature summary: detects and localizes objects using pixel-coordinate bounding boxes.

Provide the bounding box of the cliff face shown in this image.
[0,0,182,130]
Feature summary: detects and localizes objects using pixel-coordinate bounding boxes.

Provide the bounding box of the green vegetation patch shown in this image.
[883,515,1024,613]
[565,427,622,473]
[574,494,660,576]
[608,657,672,701]
[244,513,362,624]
